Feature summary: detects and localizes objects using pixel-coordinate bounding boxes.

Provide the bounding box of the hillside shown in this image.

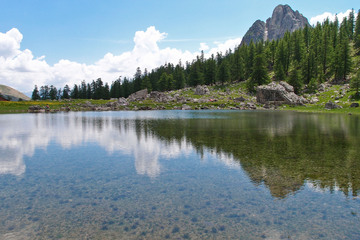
[0,84,30,101]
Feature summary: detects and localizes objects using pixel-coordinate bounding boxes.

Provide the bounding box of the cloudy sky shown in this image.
[0,0,358,94]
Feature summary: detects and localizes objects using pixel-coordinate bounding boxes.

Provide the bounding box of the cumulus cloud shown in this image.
[0,26,242,93]
[310,9,357,26]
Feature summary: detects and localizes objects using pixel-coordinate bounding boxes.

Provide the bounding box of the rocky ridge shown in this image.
[241,4,310,45]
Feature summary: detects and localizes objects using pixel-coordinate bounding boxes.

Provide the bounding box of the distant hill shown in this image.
[241,4,310,45]
[0,84,31,101]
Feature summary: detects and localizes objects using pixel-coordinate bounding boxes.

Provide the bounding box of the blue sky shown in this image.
[0,0,358,93]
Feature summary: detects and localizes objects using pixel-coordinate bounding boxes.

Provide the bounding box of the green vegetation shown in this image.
[30,9,360,102]
[2,9,359,114]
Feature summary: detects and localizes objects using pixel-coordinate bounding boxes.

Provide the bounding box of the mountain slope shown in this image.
[0,84,31,101]
[241,4,310,45]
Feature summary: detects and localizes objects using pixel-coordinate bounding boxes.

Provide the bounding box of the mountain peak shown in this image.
[241,5,309,45]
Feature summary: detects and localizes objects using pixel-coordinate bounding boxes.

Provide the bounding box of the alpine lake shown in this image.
[0,110,360,240]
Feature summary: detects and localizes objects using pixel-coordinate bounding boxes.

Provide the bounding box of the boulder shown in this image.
[246,102,257,110]
[128,89,148,101]
[350,103,359,108]
[256,81,308,106]
[194,85,210,95]
[117,97,129,106]
[325,101,342,109]
[28,105,45,113]
[181,104,192,110]
[234,96,246,102]
[149,91,173,102]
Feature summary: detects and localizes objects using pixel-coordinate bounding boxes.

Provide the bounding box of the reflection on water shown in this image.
[0,111,360,239]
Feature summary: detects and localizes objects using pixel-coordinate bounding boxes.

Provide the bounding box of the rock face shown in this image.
[256,81,308,106]
[241,4,309,45]
[0,84,30,101]
[241,20,266,46]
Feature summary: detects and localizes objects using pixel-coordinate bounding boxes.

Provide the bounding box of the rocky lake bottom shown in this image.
[0,110,360,239]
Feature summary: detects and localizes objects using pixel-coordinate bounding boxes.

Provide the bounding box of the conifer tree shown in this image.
[247,44,269,92]
[354,9,360,52]
[31,85,40,100]
[217,60,230,85]
[287,68,303,93]
[274,40,286,81]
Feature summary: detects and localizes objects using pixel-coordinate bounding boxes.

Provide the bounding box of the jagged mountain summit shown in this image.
[0,84,30,101]
[241,4,310,45]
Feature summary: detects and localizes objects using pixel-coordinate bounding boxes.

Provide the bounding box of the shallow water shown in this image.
[0,110,359,239]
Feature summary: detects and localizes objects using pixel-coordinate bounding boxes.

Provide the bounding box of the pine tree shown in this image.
[274,40,286,81]
[49,85,57,100]
[287,68,303,94]
[348,9,355,40]
[217,60,230,85]
[354,9,360,52]
[350,69,360,97]
[31,85,40,100]
[174,63,186,89]
[247,44,270,92]
[71,84,79,99]
[62,85,70,99]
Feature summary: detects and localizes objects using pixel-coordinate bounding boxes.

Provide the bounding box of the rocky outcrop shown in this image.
[256,81,308,106]
[241,4,309,45]
[194,85,210,95]
[128,89,148,101]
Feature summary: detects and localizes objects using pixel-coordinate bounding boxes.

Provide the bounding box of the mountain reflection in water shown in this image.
[0,111,359,199]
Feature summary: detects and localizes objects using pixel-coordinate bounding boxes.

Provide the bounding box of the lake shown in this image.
[0,110,359,239]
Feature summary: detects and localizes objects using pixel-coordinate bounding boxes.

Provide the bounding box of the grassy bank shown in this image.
[1,82,360,114]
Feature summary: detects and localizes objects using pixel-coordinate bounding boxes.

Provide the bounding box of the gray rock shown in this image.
[128,89,148,101]
[256,81,308,106]
[350,103,359,108]
[28,105,45,113]
[149,91,173,102]
[325,101,342,109]
[117,97,128,106]
[181,104,192,110]
[246,102,257,110]
[194,85,210,95]
[234,96,246,102]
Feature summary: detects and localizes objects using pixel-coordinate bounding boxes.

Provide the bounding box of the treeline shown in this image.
[32,10,360,100]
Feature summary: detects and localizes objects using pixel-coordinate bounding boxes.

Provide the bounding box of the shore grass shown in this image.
[1,82,360,114]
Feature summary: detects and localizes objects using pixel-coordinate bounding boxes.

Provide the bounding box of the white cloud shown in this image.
[310,9,357,26]
[0,26,242,93]
[199,42,209,51]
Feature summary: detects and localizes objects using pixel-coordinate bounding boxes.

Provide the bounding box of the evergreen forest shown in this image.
[32,10,360,100]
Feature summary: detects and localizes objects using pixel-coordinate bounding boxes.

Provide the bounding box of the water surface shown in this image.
[0,110,359,239]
